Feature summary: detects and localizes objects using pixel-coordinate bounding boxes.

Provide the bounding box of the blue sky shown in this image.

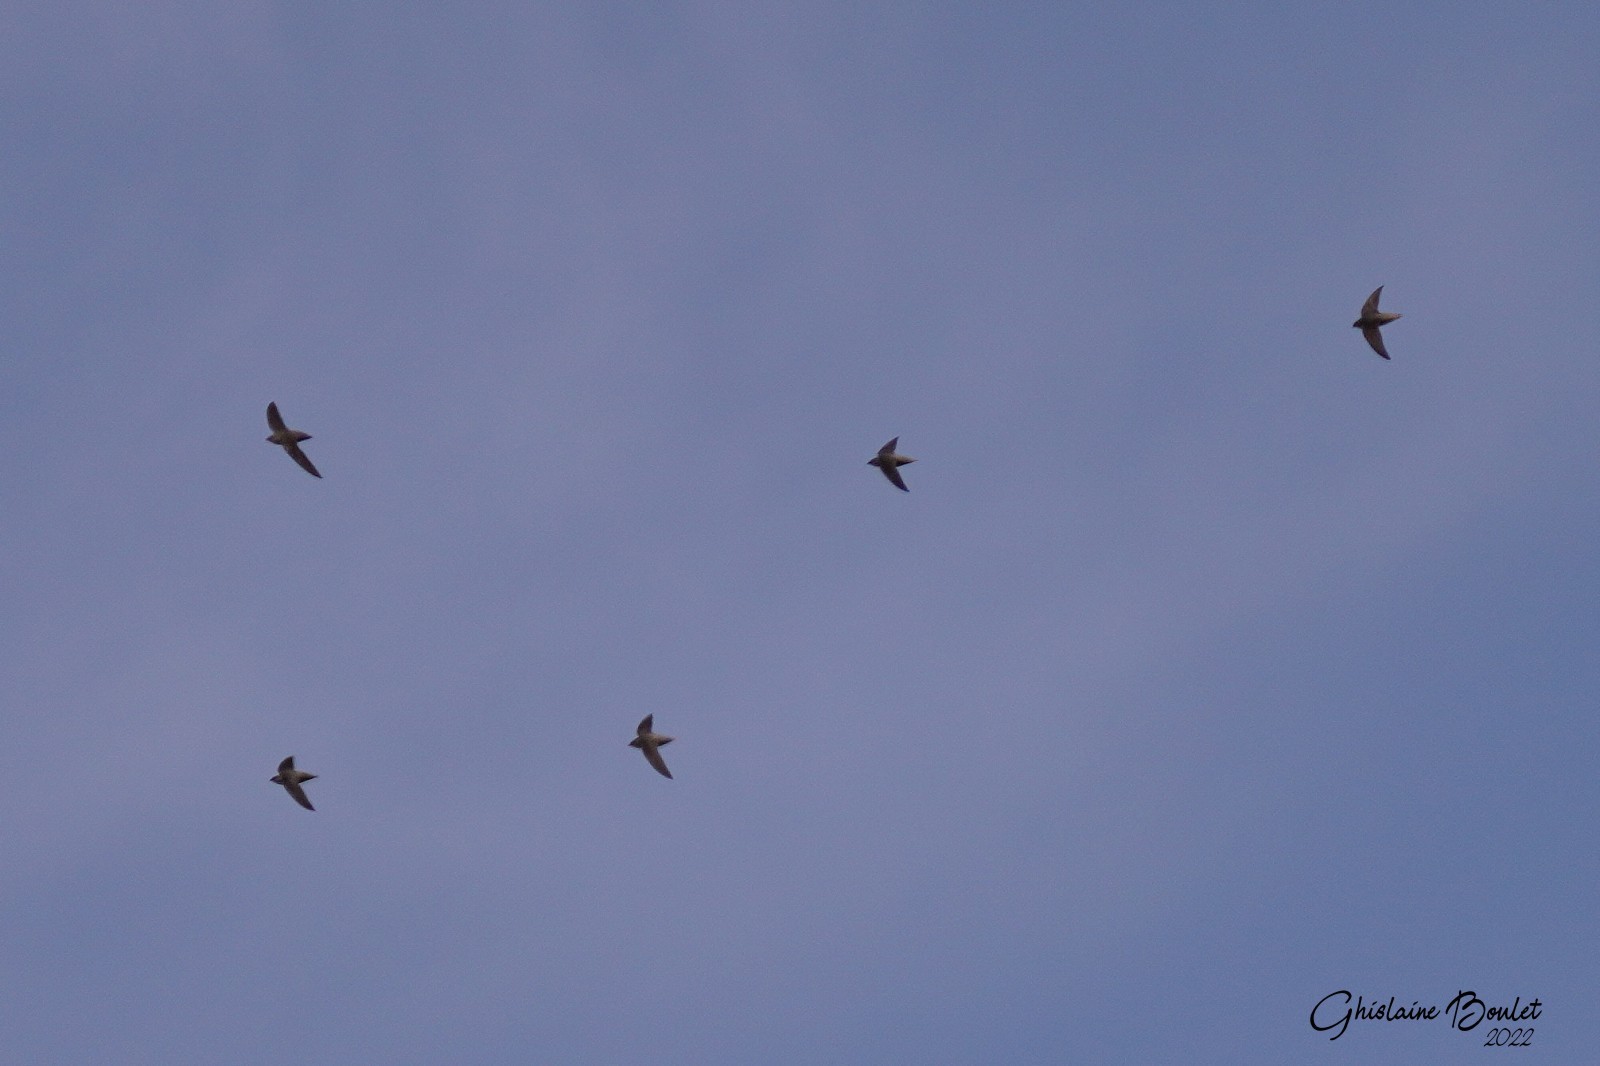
[2,3,1597,1062]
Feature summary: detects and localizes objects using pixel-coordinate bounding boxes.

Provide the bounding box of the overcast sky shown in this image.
[2,3,1597,1063]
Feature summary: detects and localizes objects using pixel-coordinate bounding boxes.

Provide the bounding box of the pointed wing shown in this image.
[1361,286,1384,318]
[267,402,288,433]
[282,780,316,810]
[879,462,910,492]
[637,714,654,736]
[640,740,674,779]
[283,442,322,478]
[1361,326,1391,360]
[278,756,296,773]
[878,437,899,455]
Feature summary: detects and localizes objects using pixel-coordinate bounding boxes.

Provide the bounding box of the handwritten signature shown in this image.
[1310,990,1541,1042]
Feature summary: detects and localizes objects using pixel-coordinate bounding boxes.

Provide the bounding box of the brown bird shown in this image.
[270,756,318,811]
[629,715,675,779]
[868,436,916,492]
[266,402,322,478]
[1353,286,1403,360]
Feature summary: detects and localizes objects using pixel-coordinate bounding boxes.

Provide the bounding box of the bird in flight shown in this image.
[271,755,318,811]
[266,402,322,478]
[868,437,916,492]
[629,715,675,779]
[1353,286,1403,360]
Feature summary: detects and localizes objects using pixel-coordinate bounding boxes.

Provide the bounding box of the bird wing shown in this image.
[641,740,673,780]
[879,437,899,455]
[1361,326,1391,360]
[278,756,295,773]
[282,780,316,811]
[1361,286,1384,318]
[880,462,909,492]
[267,402,288,433]
[637,714,654,736]
[283,442,322,478]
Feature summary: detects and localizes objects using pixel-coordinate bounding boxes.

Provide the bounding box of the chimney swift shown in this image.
[266,402,322,478]
[629,715,675,779]
[271,755,318,811]
[869,437,915,492]
[1353,286,1402,360]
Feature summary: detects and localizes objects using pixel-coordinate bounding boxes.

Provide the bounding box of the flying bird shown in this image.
[868,436,916,492]
[266,402,322,478]
[271,756,318,811]
[629,715,675,780]
[1353,286,1403,360]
